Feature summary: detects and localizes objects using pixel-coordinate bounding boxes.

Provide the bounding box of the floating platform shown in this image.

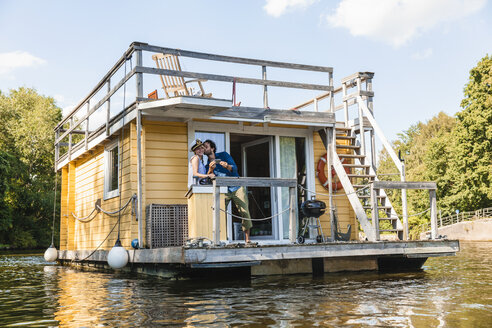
[57,240,459,278]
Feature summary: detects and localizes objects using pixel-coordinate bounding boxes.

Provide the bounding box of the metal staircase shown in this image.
[334,127,404,240]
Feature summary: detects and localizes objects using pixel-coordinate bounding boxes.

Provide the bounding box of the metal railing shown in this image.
[54,42,335,170]
[438,207,492,227]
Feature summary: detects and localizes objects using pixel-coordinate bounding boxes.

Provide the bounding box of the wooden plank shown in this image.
[136,66,334,91]
[214,177,297,188]
[213,106,335,124]
[134,43,333,73]
[373,181,437,190]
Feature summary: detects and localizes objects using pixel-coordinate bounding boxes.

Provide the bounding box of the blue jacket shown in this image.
[206,151,240,192]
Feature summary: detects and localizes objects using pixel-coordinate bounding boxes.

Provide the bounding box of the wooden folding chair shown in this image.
[151,53,212,98]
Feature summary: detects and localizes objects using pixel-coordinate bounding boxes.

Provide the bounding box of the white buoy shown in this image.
[107,239,128,269]
[44,245,58,262]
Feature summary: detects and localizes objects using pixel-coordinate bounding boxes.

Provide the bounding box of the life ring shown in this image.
[316,153,349,191]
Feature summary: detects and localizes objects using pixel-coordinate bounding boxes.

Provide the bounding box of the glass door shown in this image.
[241,137,277,240]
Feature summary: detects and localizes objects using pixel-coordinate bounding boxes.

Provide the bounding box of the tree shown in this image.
[445,55,492,212]
[0,88,62,248]
[377,55,492,238]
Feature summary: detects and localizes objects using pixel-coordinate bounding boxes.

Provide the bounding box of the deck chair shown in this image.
[152,53,212,98]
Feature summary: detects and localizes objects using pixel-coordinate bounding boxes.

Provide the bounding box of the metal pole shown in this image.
[401,163,409,240]
[136,109,143,247]
[429,190,438,239]
[327,127,336,241]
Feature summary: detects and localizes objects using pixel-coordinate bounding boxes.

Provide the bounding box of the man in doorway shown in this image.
[203,139,253,243]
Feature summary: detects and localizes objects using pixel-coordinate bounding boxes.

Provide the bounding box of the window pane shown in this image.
[110,147,119,191]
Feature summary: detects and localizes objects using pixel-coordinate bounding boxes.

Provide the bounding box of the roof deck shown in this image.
[54,42,342,170]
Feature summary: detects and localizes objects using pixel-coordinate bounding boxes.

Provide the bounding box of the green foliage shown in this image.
[377,55,492,238]
[0,88,62,249]
[445,55,492,211]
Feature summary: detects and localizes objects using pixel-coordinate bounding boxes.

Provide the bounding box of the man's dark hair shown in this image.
[204,139,216,153]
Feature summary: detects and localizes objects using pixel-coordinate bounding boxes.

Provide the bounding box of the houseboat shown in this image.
[54,42,458,277]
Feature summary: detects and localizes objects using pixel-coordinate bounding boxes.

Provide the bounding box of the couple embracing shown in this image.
[189,139,253,243]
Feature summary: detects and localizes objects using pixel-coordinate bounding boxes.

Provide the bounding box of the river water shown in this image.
[0,242,490,327]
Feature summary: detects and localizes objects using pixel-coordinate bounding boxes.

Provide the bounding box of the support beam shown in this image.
[136,110,143,247]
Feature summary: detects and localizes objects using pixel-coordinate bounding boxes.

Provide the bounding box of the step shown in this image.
[368,217,400,221]
[335,135,356,140]
[336,144,360,150]
[363,205,393,210]
[380,229,403,232]
[338,154,365,159]
[347,174,375,179]
[343,164,370,168]
[335,126,352,131]
[358,195,385,199]
[352,184,369,189]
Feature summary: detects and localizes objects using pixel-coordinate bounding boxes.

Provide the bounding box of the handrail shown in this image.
[358,96,403,173]
[56,45,136,129]
[135,43,333,73]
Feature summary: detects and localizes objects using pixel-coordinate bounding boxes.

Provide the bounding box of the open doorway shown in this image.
[230,134,275,240]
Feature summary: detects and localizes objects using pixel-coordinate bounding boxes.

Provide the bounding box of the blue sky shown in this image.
[0,0,490,142]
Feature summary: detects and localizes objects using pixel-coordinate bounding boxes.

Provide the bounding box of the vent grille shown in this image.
[146,204,188,248]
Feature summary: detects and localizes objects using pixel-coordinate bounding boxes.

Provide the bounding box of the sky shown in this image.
[0,0,490,142]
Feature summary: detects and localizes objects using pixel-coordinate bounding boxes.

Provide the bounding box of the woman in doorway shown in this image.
[188,139,215,187]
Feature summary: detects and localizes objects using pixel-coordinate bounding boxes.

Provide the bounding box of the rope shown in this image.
[72,217,120,262]
[71,207,98,222]
[70,195,135,221]
[298,184,370,197]
[216,207,290,221]
[97,196,135,216]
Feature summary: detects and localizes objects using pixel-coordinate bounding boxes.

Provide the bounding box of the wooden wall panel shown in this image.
[313,132,358,240]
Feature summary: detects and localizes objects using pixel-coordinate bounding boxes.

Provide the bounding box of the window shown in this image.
[104,140,119,200]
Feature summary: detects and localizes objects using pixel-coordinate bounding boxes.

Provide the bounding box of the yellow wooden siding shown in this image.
[313,132,358,240]
[143,120,188,206]
[59,124,138,250]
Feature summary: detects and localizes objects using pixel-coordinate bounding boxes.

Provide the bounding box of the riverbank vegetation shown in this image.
[378,55,491,238]
[0,88,61,249]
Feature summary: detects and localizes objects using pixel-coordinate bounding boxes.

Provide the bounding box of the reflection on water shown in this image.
[0,242,491,327]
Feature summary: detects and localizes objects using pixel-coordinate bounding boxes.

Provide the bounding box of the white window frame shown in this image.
[104,139,120,200]
[189,120,316,243]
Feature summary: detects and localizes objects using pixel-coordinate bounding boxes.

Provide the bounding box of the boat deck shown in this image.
[57,239,459,277]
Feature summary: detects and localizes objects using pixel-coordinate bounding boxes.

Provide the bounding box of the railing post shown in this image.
[327,127,336,241]
[371,183,380,240]
[289,186,297,243]
[213,178,221,245]
[367,78,376,170]
[106,79,111,136]
[342,83,349,127]
[401,163,409,240]
[85,101,89,150]
[357,77,366,157]
[329,71,334,113]
[68,117,73,162]
[439,209,442,227]
[135,49,143,99]
[262,65,268,109]
[429,189,438,239]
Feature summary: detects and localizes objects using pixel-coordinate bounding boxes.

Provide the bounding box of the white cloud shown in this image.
[264,0,317,17]
[0,51,46,75]
[325,0,486,47]
[412,48,433,60]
